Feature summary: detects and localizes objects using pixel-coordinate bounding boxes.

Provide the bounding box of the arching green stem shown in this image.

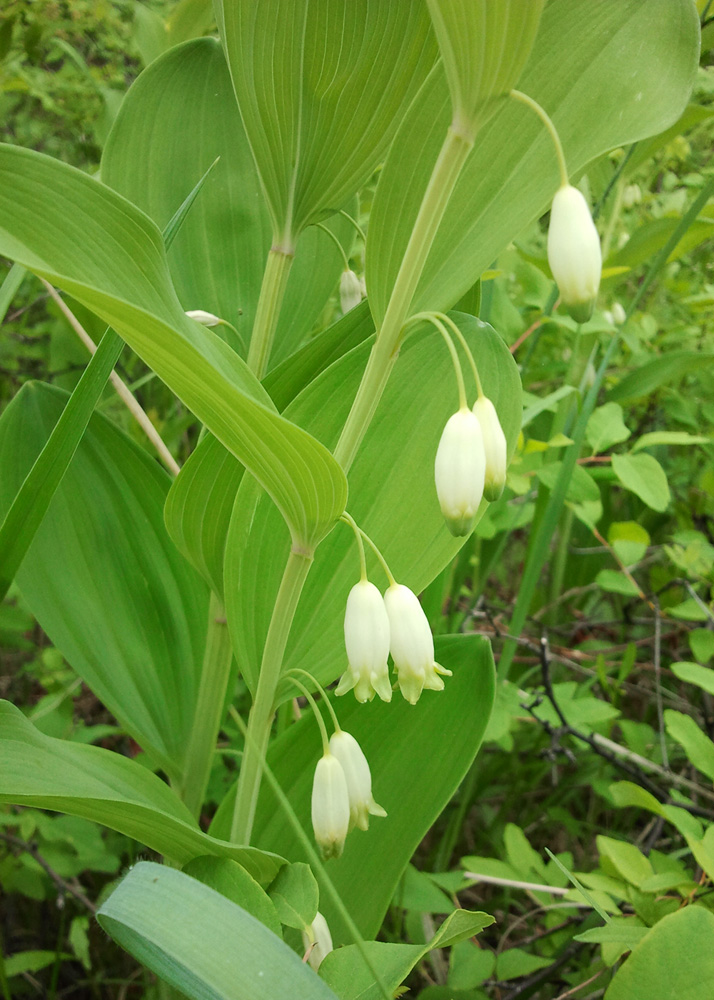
[510,89,569,188]
[287,667,341,734]
[433,311,484,398]
[404,312,468,409]
[315,223,350,270]
[285,675,330,754]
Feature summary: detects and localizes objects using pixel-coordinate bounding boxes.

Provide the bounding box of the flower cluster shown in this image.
[336,578,451,706]
[311,729,385,860]
[435,392,507,537]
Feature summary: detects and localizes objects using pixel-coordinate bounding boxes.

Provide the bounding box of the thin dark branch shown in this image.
[0,831,97,913]
[531,635,714,822]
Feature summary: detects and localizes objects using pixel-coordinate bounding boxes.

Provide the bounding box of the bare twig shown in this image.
[530,636,714,820]
[40,279,180,476]
[462,872,572,897]
[552,968,608,1000]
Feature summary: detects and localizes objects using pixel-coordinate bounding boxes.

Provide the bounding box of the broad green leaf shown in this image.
[503,824,546,881]
[320,909,493,1000]
[639,873,698,895]
[0,158,212,605]
[367,0,699,324]
[605,216,714,275]
[624,103,714,175]
[425,0,544,134]
[0,702,283,883]
[216,2,437,242]
[608,351,714,402]
[98,863,337,1000]
[4,951,70,980]
[665,710,714,782]
[496,950,552,981]
[167,0,214,47]
[268,862,319,931]
[224,316,520,695]
[536,461,602,527]
[611,453,670,512]
[0,143,347,548]
[596,836,652,888]
[0,262,25,322]
[609,781,705,842]
[225,635,495,943]
[604,906,714,1000]
[672,660,714,696]
[522,385,576,428]
[574,920,648,948]
[608,521,649,565]
[0,330,122,602]
[0,383,207,779]
[631,431,711,452]
[165,303,374,597]
[394,865,454,914]
[596,570,641,597]
[132,1,168,66]
[102,38,355,366]
[182,857,281,937]
[164,433,245,598]
[689,629,714,664]
[448,942,495,991]
[586,403,631,453]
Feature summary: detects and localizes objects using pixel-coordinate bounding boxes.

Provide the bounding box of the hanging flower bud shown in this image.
[329,730,386,832]
[311,751,350,860]
[612,301,626,325]
[472,396,507,502]
[384,584,451,705]
[434,407,485,536]
[302,912,333,971]
[336,580,392,703]
[547,184,601,324]
[339,269,362,314]
[185,309,222,327]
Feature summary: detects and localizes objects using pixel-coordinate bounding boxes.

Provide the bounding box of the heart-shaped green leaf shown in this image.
[0,143,347,548]
[216,1,437,244]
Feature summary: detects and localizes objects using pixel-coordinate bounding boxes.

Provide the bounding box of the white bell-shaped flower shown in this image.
[383,584,451,705]
[335,580,392,703]
[311,751,350,860]
[329,729,386,832]
[434,407,485,536]
[547,184,601,323]
[302,912,333,971]
[185,309,222,327]
[339,269,362,314]
[472,396,507,502]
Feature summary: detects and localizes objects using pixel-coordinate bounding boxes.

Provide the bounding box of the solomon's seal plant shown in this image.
[0,0,700,997]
